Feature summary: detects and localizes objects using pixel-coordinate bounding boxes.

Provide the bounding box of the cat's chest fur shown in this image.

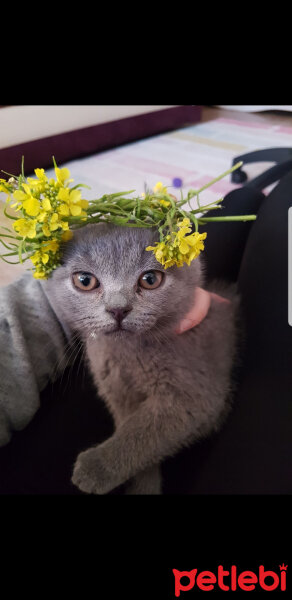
[86,335,165,421]
[84,296,239,427]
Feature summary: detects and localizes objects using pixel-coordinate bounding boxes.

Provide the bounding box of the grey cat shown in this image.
[42,222,240,495]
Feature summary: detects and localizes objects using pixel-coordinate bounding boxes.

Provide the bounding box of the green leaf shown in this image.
[108,190,136,199]
[70,183,91,191]
[116,199,136,209]
[108,216,131,225]
[136,198,141,219]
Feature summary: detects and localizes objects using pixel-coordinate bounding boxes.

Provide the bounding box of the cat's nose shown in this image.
[106,307,132,323]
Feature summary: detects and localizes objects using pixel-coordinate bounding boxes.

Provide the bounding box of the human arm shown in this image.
[0,273,70,446]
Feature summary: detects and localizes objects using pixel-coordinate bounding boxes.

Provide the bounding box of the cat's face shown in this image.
[42,223,202,340]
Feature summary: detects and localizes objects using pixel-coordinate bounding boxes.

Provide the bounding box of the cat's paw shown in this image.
[71,447,120,495]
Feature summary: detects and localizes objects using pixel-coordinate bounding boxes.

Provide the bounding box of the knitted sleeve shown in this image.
[0,274,69,446]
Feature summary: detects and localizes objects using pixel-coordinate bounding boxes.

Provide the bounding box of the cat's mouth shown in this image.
[104,325,133,335]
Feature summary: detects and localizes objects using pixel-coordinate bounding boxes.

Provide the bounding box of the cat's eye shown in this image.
[72,272,100,291]
[138,270,163,290]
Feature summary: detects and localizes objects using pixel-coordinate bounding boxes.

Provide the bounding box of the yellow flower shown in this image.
[42,223,51,237]
[42,198,52,212]
[159,199,170,208]
[151,182,171,207]
[61,230,73,242]
[146,223,207,269]
[22,183,34,196]
[60,220,70,231]
[176,218,192,236]
[58,203,70,216]
[37,211,48,223]
[0,185,9,195]
[12,190,27,202]
[146,241,166,262]
[178,218,191,227]
[12,185,42,216]
[13,218,37,239]
[146,240,179,268]
[49,213,60,231]
[153,182,168,194]
[42,239,60,253]
[22,196,41,217]
[178,232,207,264]
[55,167,72,186]
[30,251,49,265]
[33,270,47,279]
[49,178,58,188]
[27,169,48,189]
[41,212,62,236]
[0,178,10,195]
[1,162,91,280]
[35,168,48,181]
[56,188,89,216]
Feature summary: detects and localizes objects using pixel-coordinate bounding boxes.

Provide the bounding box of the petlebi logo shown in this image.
[172,564,288,593]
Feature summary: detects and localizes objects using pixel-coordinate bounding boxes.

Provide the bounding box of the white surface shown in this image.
[217,105,292,112]
[0,105,180,149]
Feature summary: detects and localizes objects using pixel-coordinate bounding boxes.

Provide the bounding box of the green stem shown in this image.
[190,197,224,214]
[0,256,20,264]
[188,213,199,232]
[198,215,257,223]
[4,206,18,220]
[1,169,18,179]
[195,161,243,195]
[0,233,22,240]
[0,250,19,257]
[0,239,17,251]
[176,161,243,207]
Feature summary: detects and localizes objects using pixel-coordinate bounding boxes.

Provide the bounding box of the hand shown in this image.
[175,287,230,334]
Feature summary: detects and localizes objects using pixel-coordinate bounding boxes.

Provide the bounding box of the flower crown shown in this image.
[0,158,256,279]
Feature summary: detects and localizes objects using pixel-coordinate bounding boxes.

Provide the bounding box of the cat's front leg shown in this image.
[125,464,162,495]
[71,390,200,495]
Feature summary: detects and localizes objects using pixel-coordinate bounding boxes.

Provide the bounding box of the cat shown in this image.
[42,222,240,495]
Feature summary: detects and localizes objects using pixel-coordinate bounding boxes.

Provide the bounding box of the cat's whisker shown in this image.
[76,342,88,388]
[61,337,85,396]
[48,331,82,398]
[55,335,84,395]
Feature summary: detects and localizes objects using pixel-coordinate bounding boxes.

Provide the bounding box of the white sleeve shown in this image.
[0,273,70,446]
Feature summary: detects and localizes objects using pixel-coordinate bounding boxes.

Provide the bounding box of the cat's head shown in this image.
[42,223,203,341]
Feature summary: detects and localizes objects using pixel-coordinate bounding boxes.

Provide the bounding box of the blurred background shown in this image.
[1,104,292,285]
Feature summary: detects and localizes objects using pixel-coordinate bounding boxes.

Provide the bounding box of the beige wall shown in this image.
[0,105,180,149]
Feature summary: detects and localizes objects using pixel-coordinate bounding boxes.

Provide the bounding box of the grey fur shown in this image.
[41,223,240,495]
